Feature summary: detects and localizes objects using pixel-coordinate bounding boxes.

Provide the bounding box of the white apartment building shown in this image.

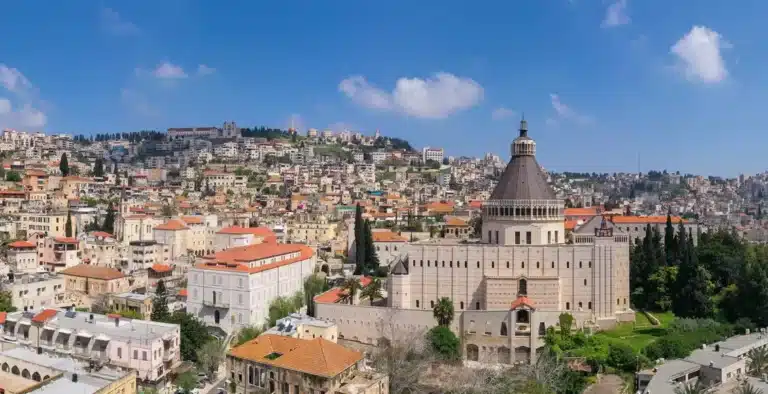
[9,273,66,311]
[422,146,444,163]
[2,309,181,385]
[371,150,388,164]
[186,242,315,333]
[7,240,38,273]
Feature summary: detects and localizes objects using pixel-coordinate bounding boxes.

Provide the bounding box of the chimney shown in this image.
[71,373,78,382]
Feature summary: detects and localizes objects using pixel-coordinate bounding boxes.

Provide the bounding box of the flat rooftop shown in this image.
[6,309,178,342]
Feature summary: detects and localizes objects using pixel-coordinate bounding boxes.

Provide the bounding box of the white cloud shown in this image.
[100,8,140,36]
[492,107,515,121]
[671,26,729,84]
[339,72,483,119]
[197,64,215,76]
[152,62,188,79]
[548,94,593,126]
[602,0,630,28]
[0,64,46,129]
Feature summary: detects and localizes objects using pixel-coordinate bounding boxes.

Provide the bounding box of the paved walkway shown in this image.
[583,374,626,394]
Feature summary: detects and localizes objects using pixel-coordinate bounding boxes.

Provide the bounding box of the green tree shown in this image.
[235,325,264,346]
[363,219,379,273]
[5,171,20,182]
[558,313,574,338]
[0,291,17,312]
[673,381,712,394]
[665,210,676,264]
[65,211,73,237]
[303,274,328,317]
[359,278,383,304]
[175,371,197,393]
[338,277,360,305]
[166,311,212,362]
[59,153,70,177]
[732,381,765,394]
[353,204,365,274]
[102,203,116,234]
[109,308,143,320]
[93,159,104,177]
[672,233,714,318]
[426,325,460,360]
[150,280,171,322]
[196,339,225,379]
[266,295,300,327]
[433,297,455,326]
[162,205,175,217]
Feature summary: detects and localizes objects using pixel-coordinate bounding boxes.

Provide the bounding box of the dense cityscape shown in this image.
[0,118,762,394]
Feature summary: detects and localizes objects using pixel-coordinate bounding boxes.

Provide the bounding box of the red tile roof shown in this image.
[150,264,173,273]
[178,288,188,297]
[61,264,125,280]
[90,231,114,238]
[197,244,313,274]
[510,296,535,310]
[54,237,78,244]
[0,312,7,324]
[8,241,35,248]
[154,219,188,231]
[611,215,687,224]
[32,309,58,323]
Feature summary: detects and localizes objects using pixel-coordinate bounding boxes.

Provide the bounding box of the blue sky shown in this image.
[0,1,765,176]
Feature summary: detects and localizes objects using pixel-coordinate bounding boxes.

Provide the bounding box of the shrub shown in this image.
[606,343,638,372]
[426,326,460,361]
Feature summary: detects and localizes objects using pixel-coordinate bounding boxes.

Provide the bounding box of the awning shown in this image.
[57,328,72,335]
[76,332,92,338]
[95,334,110,342]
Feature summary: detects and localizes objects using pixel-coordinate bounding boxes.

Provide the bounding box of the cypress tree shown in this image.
[103,203,116,234]
[151,280,171,322]
[363,219,379,273]
[353,204,365,274]
[672,232,713,318]
[60,153,70,177]
[664,210,676,264]
[65,211,73,237]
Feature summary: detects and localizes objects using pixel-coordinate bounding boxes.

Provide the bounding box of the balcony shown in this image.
[163,349,176,361]
[202,299,229,308]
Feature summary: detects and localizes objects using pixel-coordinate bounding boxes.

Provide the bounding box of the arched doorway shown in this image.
[21,369,30,379]
[321,264,329,275]
[1,362,8,372]
[11,366,19,375]
[516,310,530,324]
[214,310,220,324]
[498,347,511,364]
[32,372,41,382]
[466,344,479,361]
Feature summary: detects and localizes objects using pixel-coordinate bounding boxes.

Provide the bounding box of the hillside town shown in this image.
[0,120,764,394]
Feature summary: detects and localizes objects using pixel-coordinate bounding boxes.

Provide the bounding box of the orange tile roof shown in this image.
[90,231,114,238]
[197,244,313,274]
[8,241,35,248]
[155,219,188,231]
[611,215,687,224]
[445,217,468,227]
[313,277,373,304]
[150,264,173,273]
[25,170,47,177]
[229,334,363,378]
[372,230,407,243]
[60,264,125,280]
[468,200,483,209]
[181,216,204,225]
[54,236,78,244]
[178,288,188,297]
[32,309,58,323]
[0,312,6,324]
[564,207,598,217]
[510,296,535,310]
[565,220,578,231]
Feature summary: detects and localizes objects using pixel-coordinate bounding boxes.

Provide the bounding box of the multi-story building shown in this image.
[9,273,66,311]
[107,292,154,320]
[1,309,180,386]
[186,242,315,333]
[264,313,338,342]
[317,120,634,364]
[227,334,387,394]
[38,237,82,272]
[422,146,444,163]
[608,215,700,245]
[80,231,119,268]
[19,212,68,238]
[287,217,338,245]
[7,240,38,273]
[214,226,277,252]
[60,264,130,297]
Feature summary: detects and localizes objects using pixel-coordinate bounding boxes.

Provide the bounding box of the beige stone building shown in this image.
[60,264,130,297]
[288,216,339,244]
[227,334,388,394]
[316,120,634,364]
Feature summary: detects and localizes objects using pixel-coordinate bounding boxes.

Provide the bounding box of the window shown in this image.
[420,260,423,267]
[430,300,435,308]
[450,261,453,268]
[526,232,532,244]
[579,261,582,268]
[584,279,587,286]
[578,302,583,309]
[488,230,491,243]
[515,232,520,244]
[427,261,430,267]
[416,300,420,308]
[617,298,620,305]
[536,261,540,269]
[133,350,138,359]
[518,279,528,295]
[142,351,147,361]
[500,322,508,336]
[476,302,480,310]
[477,261,480,268]
[460,301,464,309]
[588,302,592,310]
[551,261,555,268]
[555,231,559,243]
[465,261,468,268]
[566,302,570,310]
[547,231,551,244]
[521,261,525,269]
[506,261,510,269]
[442,261,445,267]
[117,348,122,358]
[413,260,416,267]
[491,261,495,268]
[566,261,570,268]
[589,261,592,268]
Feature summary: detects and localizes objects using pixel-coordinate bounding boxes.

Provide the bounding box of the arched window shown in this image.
[21,369,29,379]
[579,261,582,268]
[521,261,525,269]
[430,300,434,308]
[566,302,570,310]
[416,300,420,308]
[1,363,7,372]
[588,302,592,310]
[214,310,220,324]
[11,366,19,375]
[566,261,570,268]
[536,261,540,269]
[32,372,41,382]
[491,261,495,268]
[460,301,464,309]
[578,302,583,309]
[584,279,587,286]
[500,322,508,336]
[518,279,528,296]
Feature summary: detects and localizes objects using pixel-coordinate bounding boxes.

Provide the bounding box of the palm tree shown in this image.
[433,297,455,327]
[338,277,360,305]
[748,347,768,377]
[732,381,764,394]
[360,278,383,304]
[674,381,712,394]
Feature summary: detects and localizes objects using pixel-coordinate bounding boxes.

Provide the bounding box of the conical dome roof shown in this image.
[490,120,557,201]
